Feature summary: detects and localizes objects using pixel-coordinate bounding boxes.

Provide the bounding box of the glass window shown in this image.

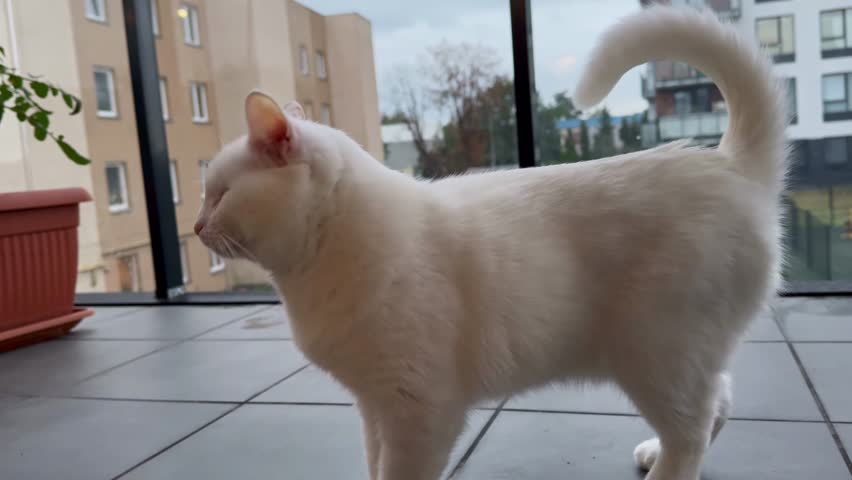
[785,78,797,122]
[304,101,314,121]
[209,250,225,273]
[316,51,327,79]
[674,91,691,114]
[116,254,141,292]
[320,104,331,125]
[85,0,106,22]
[199,160,208,199]
[756,16,794,59]
[180,4,201,46]
[180,241,191,284]
[105,163,130,213]
[190,82,209,123]
[299,46,310,75]
[825,137,848,166]
[823,73,849,113]
[93,67,117,118]
[169,160,180,204]
[151,0,160,36]
[159,77,170,121]
[821,10,845,51]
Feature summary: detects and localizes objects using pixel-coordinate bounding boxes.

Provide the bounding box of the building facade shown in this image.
[641,0,852,280]
[0,0,382,293]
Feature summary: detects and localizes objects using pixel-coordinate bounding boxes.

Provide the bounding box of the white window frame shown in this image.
[316,51,327,79]
[106,163,130,213]
[199,160,208,198]
[85,0,107,23]
[94,67,118,119]
[209,250,225,273]
[169,160,181,204]
[180,241,191,284]
[151,0,160,36]
[190,82,209,123]
[299,46,310,76]
[181,4,201,46]
[159,77,170,121]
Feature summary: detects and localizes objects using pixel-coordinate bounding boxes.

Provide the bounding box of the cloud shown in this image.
[554,55,578,74]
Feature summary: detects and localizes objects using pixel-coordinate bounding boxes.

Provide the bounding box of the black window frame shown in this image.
[821,9,852,58]
[755,15,796,63]
[822,72,852,121]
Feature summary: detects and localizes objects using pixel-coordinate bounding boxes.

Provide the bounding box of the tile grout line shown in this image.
[71,307,280,386]
[774,306,852,475]
[111,363,311,480]
[447,398,507,479]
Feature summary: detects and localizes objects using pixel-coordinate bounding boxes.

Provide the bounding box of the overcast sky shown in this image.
[298,0,648,117]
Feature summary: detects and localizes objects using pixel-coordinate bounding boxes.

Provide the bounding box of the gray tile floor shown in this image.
[0,299,850,479]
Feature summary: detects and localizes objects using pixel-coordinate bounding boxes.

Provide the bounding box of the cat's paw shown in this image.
[633,437,660,471]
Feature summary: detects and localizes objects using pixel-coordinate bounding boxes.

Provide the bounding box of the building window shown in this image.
[821,9,852,58]
[117,254,140,292]
[304,102,314,121]
[199,160,208,198]
[105,163,130,213]
[180,4,201,46]
[785,78,797,124]
[94,67,118,118]
[756,16,795,63]
[169,160,180,204]
[299,46,310,76]
[320,104,331,125]
[190,82,209,123]
[209,250,225,273]
[159,77,170,121]
[673,91,691,115]
[180,241,191,284]
[822,73,852,121]
[316,51,327,79]
[150,0,160,36]
[85,0,107,22]
[824,137,850,167]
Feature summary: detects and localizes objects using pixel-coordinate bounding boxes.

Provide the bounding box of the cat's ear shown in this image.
[283,101,305,120]
[245,91,294,160]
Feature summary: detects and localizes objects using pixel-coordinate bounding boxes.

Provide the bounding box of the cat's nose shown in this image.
[194,221,204,236]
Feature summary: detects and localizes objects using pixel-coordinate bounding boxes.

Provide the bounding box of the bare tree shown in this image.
[391,42,503,177]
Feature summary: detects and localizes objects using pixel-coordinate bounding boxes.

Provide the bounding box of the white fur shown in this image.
[195,7,786,480]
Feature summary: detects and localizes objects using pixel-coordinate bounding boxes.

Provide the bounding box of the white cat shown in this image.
[194,6,787,480]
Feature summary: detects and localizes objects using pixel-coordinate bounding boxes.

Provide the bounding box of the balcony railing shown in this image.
[658,111,729,141]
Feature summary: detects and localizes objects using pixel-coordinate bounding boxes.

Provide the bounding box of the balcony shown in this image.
[706,0,741,20]
[0,299,851,478]
[659,111,729,141]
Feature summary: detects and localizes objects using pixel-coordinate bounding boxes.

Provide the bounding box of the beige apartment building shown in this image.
[0,0,382,293]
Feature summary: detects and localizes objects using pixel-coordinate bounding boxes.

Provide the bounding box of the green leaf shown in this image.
[0,64,5,74]
[31,81,48,98]
[28,110,49,129]
[62,92,74,109]
[50,86,58,96]
[33,125,47,141]
[55,136,90,165]
[0,46,5,57]
[8,74,22,89]
[16,110,26,121]
[0,103,4,123]
[0,84,12,102]
[71,97,81,115]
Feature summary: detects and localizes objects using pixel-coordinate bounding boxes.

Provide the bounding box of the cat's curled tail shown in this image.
[574,6,788,194]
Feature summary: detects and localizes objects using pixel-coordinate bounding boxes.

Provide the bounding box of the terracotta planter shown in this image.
[0,188,94,352]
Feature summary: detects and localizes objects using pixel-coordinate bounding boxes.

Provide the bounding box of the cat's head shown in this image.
[194,91,347,273]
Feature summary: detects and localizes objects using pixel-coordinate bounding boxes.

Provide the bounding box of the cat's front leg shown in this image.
[357,401,382,480]
[377,406,465,480]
